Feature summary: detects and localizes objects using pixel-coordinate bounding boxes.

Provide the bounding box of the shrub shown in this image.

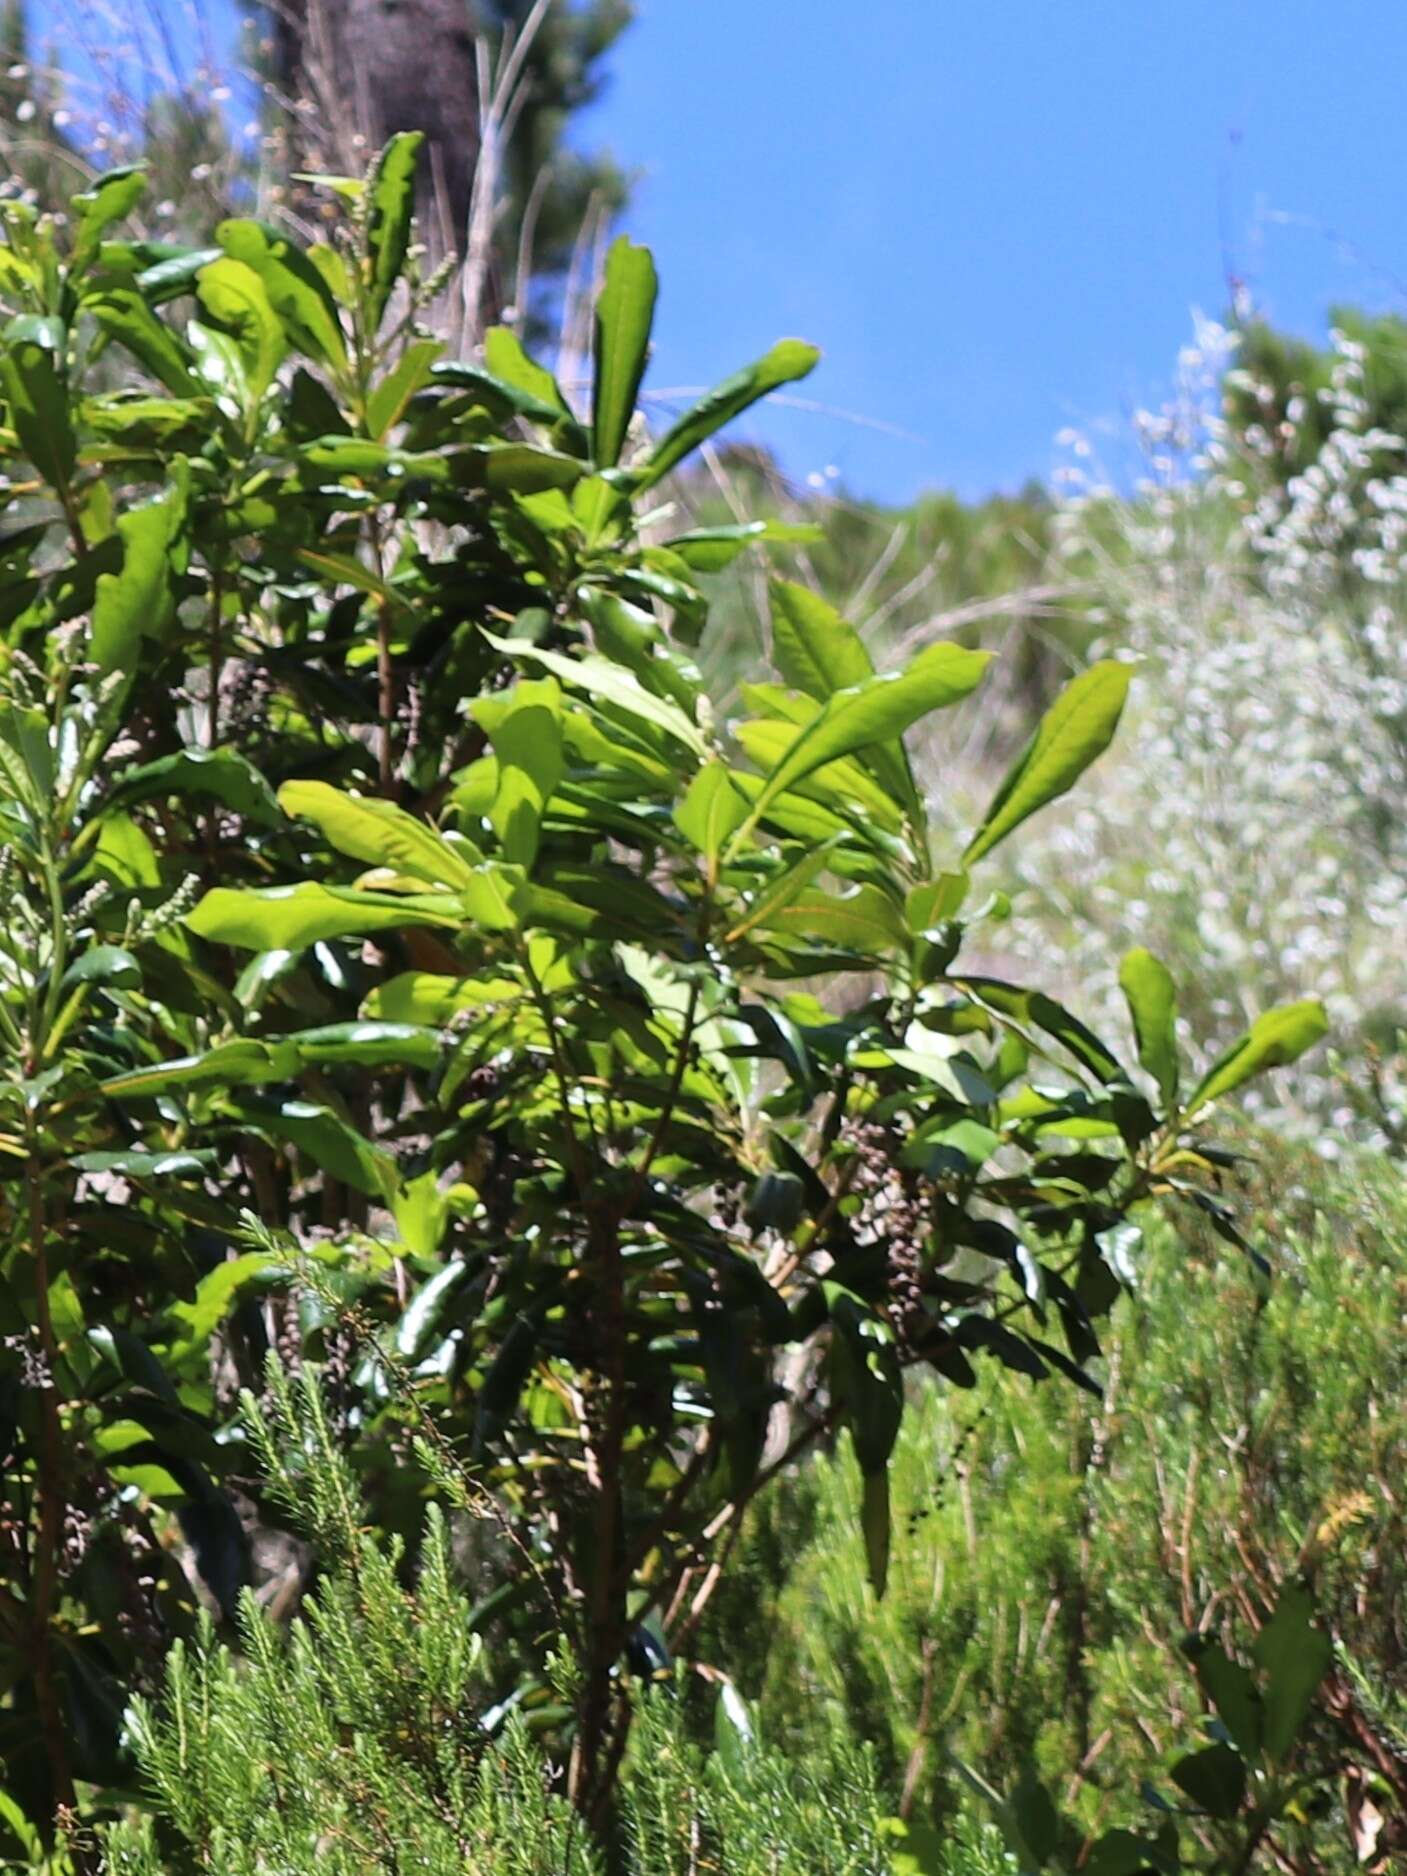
[0,150,1322,1855]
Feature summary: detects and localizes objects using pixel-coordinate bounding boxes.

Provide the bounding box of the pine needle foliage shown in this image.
[101,1364,946,1876]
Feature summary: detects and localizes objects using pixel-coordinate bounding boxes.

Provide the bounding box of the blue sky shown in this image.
[579,0,1407,503]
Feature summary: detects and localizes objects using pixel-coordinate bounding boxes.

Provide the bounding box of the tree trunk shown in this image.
[273,0,482,259]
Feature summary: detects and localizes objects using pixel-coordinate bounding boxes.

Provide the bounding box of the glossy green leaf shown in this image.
[279,780,479,888]
[366,337,443,439]
[737,640,990,839]
[665,519,823,572]
[636,338,821,491]
[90,471,189,682]
[592,235,657,468]
[216,218,347,368]
[770,577,873,698]
[87,289,202,396]
[108,747,282,828]
[1186,1001,1329,1117]
[0,316,74,491]
[365,131,423,326]
[1119,947,1180,1107]
[195,256,287,404]
[468,680,565,869]
[673,761,748,864]
[484,325,573,420]
[71,165,148,271]
[1252,1580,1332,1761]
[240,1098,397,1199]
[482,630,706,757]
[186,882,463,951]
[966,660,1131,864]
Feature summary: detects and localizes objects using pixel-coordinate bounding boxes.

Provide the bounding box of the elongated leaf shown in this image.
[186,882,463,951]
[90,471,188,682]
[366,337,442,439]
[0,316,74,490]
[861,1469,892,1600]
[1186,1001,1328,1117]
[674,761,748,864]
[592,235,657,468]
[216,219,347,368]
[1171,1744,1246,1818]
[966,661,1131,864]
[484,325,573,419]
[365,131,423,326]
[1184,1639,1263,1760]
[108,747,281,827]
[725,840,839,941]
[87,289,201,395]
[482,629,706,756]
[738,641,990,838]
[196,256,286,403]
[468,681,565,869]
[637,338,821,490]
[279,780,479,888]
[771,578,874,698]
[1119,948,1179,1107]
[665,519,823,572]
[239,1098,396,1199]
[71,165,147,271]
[1252,1580,1331,1761]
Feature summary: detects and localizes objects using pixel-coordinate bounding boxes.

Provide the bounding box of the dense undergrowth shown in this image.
[709,1132,1407,1869]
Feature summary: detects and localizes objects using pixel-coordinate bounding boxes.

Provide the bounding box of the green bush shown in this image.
[0,146,1324,1860]
[711,1133,1407,1870]
[99,1365,1007,1876]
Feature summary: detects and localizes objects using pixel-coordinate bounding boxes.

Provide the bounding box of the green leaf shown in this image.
[665,519,823,572]
[636,338,821,491]
[0,316,74,491]
[592,235,657,468]
[1185,1001,1329,1117]
[674,761,748,865]
[216,219,347,369]
[1252,1581,1332,1761]
[965,660,1132,865]
[186,882,463,951]
[1185,1639,1263,1760]
[482,630,706,757]
[1171,1743,1246,1818]
[62,945,140,990]
[770,578,874,697]
[278,780,479,888]
[366,337,443,439]
[108,748,282,828]
[468,680,566,869]
[71,165,148,272]
[1119,948,1180,1107]
[365,131,424,327]
[169,1251,290,1345]
[760,884,906,957]
[90,471,189,683]
[737,641,990,841]
[860,1468,892,1599]
[196,256,287,404]
[484,325,573,420]
[238,1098,397,1199]
[87,288,202,395]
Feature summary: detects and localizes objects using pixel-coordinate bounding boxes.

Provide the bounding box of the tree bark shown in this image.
[272,0,483,258]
